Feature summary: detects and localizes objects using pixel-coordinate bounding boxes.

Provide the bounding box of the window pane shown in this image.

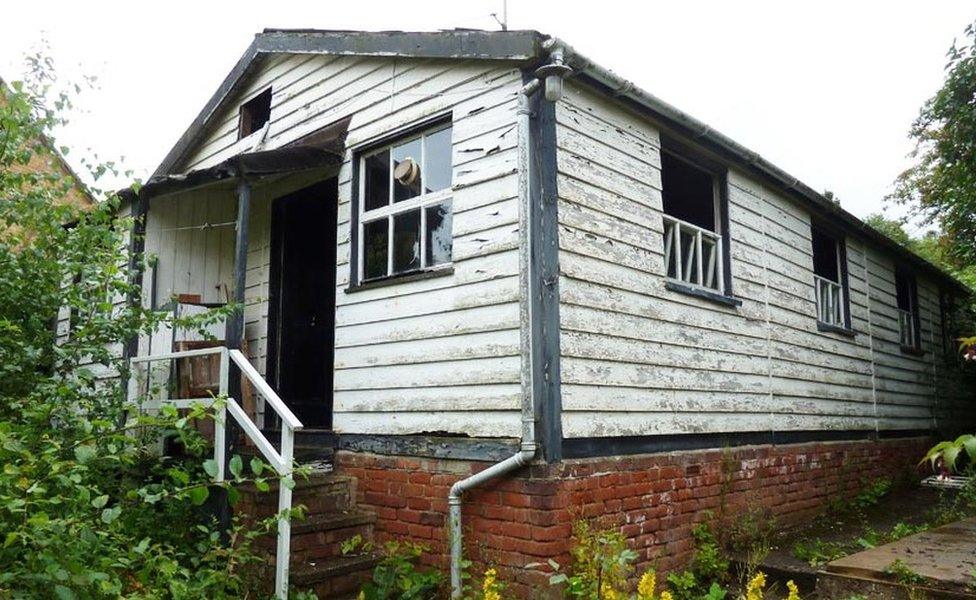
[811,226,840,282]
[364,152,390,211]
[424,127,453,194]
[392,138,423,203]
[425,201,453,266]
[392,209,421,273]
[363,219,389,280]
[661,152,716,232]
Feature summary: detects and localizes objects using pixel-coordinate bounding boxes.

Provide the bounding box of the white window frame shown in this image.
[661,150,727,295]
[357,123,453,283]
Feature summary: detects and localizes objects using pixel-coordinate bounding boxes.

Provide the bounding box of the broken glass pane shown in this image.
[392,137,422,203]
[424,127,452,194]
[363,218,388,280]
[364,152,390,211]
[393,209,421,273]
[425,201,453,266]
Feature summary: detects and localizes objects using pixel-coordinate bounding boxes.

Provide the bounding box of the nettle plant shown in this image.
[0,57,297,598]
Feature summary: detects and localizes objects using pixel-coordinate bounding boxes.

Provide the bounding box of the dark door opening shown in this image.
[267,178,337,429]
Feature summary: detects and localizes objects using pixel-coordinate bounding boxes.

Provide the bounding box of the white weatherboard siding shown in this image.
[556,80,973,439]
[168,55,525,437]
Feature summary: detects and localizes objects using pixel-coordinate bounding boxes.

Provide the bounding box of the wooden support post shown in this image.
[218,178,251,537]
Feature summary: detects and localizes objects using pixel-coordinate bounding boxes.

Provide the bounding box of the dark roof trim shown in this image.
[128,145,341,202]
[543,37,968,293]
[153,29,544,177]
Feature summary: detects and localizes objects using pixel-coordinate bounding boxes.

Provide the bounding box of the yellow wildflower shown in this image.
[660,591,674,600]
[600,581,618,600]
[357,593,365,600]
[745,571,766,600]
[482,568,501,600]
[637,570,657,600]
[786,580,801,600]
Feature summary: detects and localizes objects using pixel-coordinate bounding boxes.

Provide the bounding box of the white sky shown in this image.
[1,1,972,220]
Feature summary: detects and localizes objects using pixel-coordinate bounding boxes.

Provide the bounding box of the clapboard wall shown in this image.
[168,54,527,437]
[555,80,974,439]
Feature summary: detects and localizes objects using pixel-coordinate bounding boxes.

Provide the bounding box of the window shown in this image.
[357,124,453,282]
[811,225,849,329]
[238,88,272,139]
[895,268,920,350]
[940,290,956,358]
[661,149,727,294]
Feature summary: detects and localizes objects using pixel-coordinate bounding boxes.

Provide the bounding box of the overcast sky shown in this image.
[1,1,972,220]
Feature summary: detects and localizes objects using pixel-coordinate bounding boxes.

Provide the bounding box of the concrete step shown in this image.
[291,553,379,599]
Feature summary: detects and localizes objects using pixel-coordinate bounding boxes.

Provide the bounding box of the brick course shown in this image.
[335,437,929,598]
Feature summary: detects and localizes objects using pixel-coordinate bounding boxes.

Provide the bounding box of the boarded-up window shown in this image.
[238,88,272,139]
[895,268,920,350]
[357,123,453,282]
[660,150,727,293]
[811,225,848,328]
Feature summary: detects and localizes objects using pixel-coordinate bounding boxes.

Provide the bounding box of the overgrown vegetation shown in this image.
[341,535,445,600]
[0,54,301,598]
[543,519,798,600]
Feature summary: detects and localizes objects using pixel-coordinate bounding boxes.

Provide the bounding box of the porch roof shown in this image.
[128,144,342,201]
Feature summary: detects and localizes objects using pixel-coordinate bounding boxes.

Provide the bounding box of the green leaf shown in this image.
[101,506,121,524]
[255,479,270,492]
[54,585,76,600]
[943,444,963,472]
[74,444,96,464]
[281,476,295,490]
[3,532,17,548]
[202,459,219,479]
[250,457,264,476]
[958,435,976,461]
[91,495,109,509]
[188,486,209,506]
[226,485,240,506]
[229,455,243,480]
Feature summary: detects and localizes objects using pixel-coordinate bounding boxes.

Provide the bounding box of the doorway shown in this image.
[266,178,337,429]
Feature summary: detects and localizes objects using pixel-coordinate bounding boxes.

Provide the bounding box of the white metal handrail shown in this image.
[128,346,303,599]
[662,215,723,292]
[814,275,844,327]
[898,308,917,348]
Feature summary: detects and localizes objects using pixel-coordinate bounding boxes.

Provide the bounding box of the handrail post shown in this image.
[214,348,229,482]
[276,426,295,599]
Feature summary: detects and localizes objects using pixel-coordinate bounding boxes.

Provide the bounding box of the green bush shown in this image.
[0,57,297,598]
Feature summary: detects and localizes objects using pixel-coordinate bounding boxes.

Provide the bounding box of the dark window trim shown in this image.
[345,265,453,293]
[895,266,922,353]
[659,135,734,299]
[817,321,857,338]
[810,219,853,331]
[348,113,453,288]
[665,280,742,308]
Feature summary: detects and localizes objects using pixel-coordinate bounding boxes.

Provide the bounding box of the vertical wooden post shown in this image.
[218,178,251,536]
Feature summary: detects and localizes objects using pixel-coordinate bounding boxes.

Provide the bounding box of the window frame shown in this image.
[238,88,272,140]
[895,267,922,352]
[810,222,852,332]
[659,141,733,300]
[350,118,454,288]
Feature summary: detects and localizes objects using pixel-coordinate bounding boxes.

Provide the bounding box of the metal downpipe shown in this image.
[447,72,542,598]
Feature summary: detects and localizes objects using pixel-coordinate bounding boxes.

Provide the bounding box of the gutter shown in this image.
[540,37,970,296]
[447,51,571,599]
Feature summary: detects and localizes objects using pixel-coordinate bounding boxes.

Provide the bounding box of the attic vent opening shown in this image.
[238,88,272,139]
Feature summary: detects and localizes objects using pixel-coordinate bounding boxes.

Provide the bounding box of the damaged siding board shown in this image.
[556,80,973,439]
[243,56,526,437]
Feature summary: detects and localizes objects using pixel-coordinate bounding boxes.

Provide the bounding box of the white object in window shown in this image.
[358,125,453,282]
[814,275,845,326]
[663,215,723,292]
[898,308,917,348]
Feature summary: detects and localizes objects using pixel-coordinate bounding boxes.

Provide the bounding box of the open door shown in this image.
[267,179,337,429]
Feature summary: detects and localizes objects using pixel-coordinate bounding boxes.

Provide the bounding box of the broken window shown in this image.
[660,150,726,293]
[811,225,848,328]
[895,268,920,350]
[238,88,272,139]
[358,123,453,282]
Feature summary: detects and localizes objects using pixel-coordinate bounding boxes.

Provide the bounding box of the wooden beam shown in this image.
[227,179,251,351]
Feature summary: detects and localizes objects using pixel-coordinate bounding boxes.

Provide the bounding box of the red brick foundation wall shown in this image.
[335,436,930,598]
